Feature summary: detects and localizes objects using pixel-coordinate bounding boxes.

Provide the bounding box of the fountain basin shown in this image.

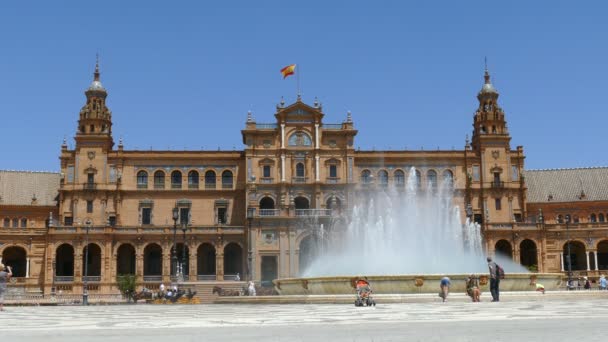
[274,274,563,295]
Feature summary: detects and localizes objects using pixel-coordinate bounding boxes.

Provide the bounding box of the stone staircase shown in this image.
[180,281,246,303]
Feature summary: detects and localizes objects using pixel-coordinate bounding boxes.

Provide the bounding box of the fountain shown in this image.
[274,167,562,295]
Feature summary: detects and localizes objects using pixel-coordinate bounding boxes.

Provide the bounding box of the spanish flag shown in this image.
[280,64,296,79]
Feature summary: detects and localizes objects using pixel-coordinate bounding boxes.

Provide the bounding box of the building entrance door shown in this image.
[261,256,278,287]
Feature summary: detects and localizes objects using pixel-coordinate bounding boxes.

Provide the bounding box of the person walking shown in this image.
[583,276,591,290]
[0,264,13,312]
[439,276,451,302]
[487,257,500,302]
[599,275,607,290]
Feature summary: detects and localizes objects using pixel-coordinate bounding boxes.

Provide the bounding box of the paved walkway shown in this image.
[2,295,608,341]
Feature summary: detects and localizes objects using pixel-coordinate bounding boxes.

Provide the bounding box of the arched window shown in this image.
[378,170,389,187]
[205,170,216,189]
[188,171,199,189]
[427,170,437,189]
[394,170,405,186]
[590,214,597,223]
[296,163,305,177]
[442,170,453,187]
[171,171,182,189]
[20,218,27,228]
[222,170,233,189]
[259,197,276,216]
[361,170,372,184]
[288,131,312,146]
[153,171,165,189]
[599,214,605,223]
[136,171,148,189]
[557,215,564,224]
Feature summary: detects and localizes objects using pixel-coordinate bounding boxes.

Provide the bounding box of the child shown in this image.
[535,282,545,294]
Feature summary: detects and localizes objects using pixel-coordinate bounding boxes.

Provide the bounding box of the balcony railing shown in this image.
[83,183,97,190]
[137,183,148,189]
[197,275,217,281]
[154,183,165,189]
[205,183,216,189]
[143,275,162,282]
[188,183,199,189]
[82,276,101,282]
[490,181,505,188]
[295,209,333,217]
[260,177,274,184]
[54,276,74,283]
[222,182,233,189]
[223,274,241,281]
[259,209,280,217]
[256,123,278,129]
[171,183,182,189]
[323,124,342,130]
[326,177,340,184]
[292,177,308,184]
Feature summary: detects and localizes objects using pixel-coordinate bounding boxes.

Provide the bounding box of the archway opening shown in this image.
[197,243,216,278]
[116,244,136,275]
[294,196,310,210]
[2,246,27,277]
[563,241,587,271]
[82,243,102,278]
[495,240,513,259]
[55,244,74,277]
[143,243,162,276]
[259,197,275,210]
[597,240,608,270]
[223,243,243,278]
[519,239,538,271]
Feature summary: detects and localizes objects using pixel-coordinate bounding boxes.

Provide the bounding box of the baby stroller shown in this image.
[354,279,376,307]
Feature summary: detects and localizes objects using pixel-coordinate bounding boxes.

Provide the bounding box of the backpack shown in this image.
[496,264,505,279]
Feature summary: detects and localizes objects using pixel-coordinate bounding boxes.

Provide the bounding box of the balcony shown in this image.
[490,181,505,188]
[154,183,165,189]
[222,182,233,189]
[259,209,280,217]
[82,276,101,282]
[54,276,74,283]
[197,275,217,281]
[137,183,148,189]
[295,209,333,217]
[188,183,199,189]
[143,275,162,282]
[326,177,340,184]
[292,177,308,184]
[323,124,342,130]
[171,183,182,189]
[205,183,216,189]
[83,183,97,190]
[260,177,274,184]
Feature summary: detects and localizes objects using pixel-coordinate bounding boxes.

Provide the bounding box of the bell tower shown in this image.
[75,56,114,150]
[471,67,510,150]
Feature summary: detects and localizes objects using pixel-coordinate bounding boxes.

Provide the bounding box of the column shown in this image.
[26,257,30,278]
[162,245,171,283]
[281,124,285,148]
[314,124,319,149]
[216,250,224,281]
[136,250,144,283]
[560,253,564,272]
[586,251,591,271]
[250,228,257,281]
[594,251,599,271]
[281,154,286,182]
[315,155,320,182]
[189,245,197,281]
[288,230,295,277]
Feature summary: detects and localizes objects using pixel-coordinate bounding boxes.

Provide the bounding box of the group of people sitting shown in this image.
[439,274,545,303]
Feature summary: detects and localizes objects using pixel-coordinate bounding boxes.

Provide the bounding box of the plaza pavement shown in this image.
[2,292,608,341]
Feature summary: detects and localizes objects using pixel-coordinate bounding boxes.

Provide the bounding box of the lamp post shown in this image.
[246,207,255,281]
[172,206,179,282]
[83,219,91,306]
[181,220,188,283]
[51,260,56,297]
[565,215,572,288]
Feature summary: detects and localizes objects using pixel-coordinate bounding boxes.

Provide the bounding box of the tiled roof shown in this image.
[523,167,608,203]
[0,170,60,206]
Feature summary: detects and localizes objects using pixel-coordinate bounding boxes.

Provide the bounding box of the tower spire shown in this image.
[94,53,100,81]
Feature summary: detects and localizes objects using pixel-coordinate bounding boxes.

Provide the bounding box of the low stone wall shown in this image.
[274,273,563,295]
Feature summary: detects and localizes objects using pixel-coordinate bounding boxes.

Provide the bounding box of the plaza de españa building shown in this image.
[1,63,608,296]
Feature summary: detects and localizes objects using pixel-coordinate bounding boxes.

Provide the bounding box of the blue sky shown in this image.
[1,1,606,171]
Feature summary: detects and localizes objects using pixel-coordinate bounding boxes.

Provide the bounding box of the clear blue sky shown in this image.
[1,1,606,171]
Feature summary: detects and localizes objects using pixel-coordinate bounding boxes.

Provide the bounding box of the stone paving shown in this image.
[2,293,608,341]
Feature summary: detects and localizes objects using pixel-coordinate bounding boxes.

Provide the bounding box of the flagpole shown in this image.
[296,64,301,100]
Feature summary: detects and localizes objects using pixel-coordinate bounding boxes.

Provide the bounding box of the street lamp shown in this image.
[172,206,179,282]
[181,220,189,283]
[83,219,92,306]
[565,215,572,289]
[246,207,256,281]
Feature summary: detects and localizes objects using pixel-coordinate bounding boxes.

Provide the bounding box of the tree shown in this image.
[117,274,137,303]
